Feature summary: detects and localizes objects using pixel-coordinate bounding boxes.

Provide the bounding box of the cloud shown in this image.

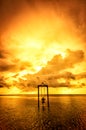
[0,62,15,72]
[0,48,85,90]
[0,76,10,88]
[0,58,32,72]
[38,49,84,75]
[76,72,86,79]
[0,0,86,94]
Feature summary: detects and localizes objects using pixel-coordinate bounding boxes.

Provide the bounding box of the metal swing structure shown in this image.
[37,82,49,108]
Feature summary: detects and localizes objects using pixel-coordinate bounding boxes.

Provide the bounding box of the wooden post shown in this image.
[38,85,39,108]
[47,85,49,108]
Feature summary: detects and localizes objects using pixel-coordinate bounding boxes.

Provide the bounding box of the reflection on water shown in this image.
[0,96,86,130]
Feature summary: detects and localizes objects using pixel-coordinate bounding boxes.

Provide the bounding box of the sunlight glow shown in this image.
[0,1,85,94]
[8,87,21,94]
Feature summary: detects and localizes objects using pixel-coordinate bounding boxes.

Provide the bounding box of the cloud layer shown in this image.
[0,0,86,94]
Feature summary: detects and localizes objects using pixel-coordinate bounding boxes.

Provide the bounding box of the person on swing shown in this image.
[41,97,46,104]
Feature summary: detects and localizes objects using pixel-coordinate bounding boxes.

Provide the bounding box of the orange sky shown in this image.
[0,0,86,94]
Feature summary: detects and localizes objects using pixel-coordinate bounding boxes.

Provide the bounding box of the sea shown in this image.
[0,95,86,130]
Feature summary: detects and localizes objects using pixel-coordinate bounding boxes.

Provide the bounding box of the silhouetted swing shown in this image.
[38,83,49,108]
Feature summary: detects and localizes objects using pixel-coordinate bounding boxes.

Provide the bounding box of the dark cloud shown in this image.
[0,50,5,59]
[0,48,10,59]
[0,59,32,72]
[0,76,10,88]
[0,62,15,72]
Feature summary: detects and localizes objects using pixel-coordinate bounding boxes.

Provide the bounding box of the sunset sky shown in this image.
[0,0,86,94]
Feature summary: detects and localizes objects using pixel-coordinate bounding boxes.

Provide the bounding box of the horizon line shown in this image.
[0,94,86,96]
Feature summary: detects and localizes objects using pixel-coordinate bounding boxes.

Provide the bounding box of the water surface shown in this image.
[0,95,86,130]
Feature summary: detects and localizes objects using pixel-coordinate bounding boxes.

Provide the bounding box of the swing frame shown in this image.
[38,83,49,108]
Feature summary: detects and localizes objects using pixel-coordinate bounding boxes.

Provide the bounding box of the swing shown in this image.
[38,83,49,108]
